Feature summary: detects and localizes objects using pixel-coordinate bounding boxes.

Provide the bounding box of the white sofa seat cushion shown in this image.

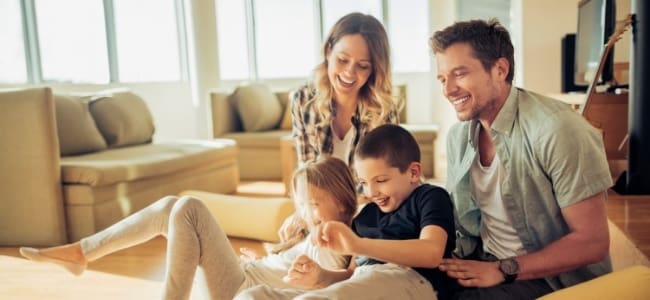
[61,139,237,187]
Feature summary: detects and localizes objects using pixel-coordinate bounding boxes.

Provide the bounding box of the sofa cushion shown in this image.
[278,97,293,130]
[89,91,155,148]
[60,139,237,186]
[231,83,283,132]
[54,95,108,156]
[223,130,291,148]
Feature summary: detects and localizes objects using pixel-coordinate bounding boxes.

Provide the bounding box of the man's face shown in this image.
[435,43,502,121]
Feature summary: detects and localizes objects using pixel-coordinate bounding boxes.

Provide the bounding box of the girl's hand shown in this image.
[278,213,308,242]
[239,247,262,261]
[283,254,323,288]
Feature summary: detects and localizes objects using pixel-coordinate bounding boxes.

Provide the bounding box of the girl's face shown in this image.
[295,181,343,229]
[326,33,373,100]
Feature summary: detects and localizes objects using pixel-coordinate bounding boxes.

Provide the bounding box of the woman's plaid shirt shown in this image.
[290,84,398,170]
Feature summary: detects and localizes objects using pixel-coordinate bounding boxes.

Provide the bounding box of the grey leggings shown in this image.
[80,196,245,299]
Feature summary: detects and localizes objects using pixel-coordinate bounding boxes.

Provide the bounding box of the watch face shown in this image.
[500,258,519,275]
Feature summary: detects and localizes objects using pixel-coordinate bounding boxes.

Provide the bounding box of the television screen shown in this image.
[574,0,616,86]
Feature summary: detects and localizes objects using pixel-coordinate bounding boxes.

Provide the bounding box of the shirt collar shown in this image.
[468,85,518,147]
[491,85,518,137]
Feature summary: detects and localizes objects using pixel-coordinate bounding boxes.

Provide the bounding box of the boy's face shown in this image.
[355,157,420,213]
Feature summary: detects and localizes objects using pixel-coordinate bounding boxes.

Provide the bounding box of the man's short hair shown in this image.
[430,18,515,83]
[354,124,420,173]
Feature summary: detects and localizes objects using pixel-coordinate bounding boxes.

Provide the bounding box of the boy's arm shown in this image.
[355,225,448,268]
[313,221,448,269]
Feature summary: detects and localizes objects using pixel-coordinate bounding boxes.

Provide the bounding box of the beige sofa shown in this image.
[210,83,438,181]
[0,87,239,246]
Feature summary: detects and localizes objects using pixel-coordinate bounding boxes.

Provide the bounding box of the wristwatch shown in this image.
[498,257,519,284]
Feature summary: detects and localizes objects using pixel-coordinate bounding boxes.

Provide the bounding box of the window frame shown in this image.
[13,0,188,84]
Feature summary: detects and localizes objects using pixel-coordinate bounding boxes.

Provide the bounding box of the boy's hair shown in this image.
[354,124,420,173]
[268,157,357,254]
[430,18,515,83]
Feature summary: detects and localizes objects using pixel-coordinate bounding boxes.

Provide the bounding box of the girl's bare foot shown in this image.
[19,242,87,276]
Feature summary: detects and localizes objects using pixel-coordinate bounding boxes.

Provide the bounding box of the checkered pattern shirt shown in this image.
[290,84,398,171]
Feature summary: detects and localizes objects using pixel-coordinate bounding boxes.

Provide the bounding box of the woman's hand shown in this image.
[278,213,308,242]
[283,254,323,288]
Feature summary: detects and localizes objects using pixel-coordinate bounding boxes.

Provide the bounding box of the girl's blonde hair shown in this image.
[267,157,357,254]
[312,12,399,129]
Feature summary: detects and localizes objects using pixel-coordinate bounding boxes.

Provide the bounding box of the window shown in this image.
[113,0,182,82]
[457,0,511,31]
[388,0,430,72]
[35,0,110,83]
[216,0,249,80]
[321,0,383,36]
[1,0,186,84]
[216,0,430,81]
[0,0,28,83]
[254,0,317,79]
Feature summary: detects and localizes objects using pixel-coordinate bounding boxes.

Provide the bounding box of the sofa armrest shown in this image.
[210,91,241,137]
[0,87,67,246]
[538,265,650,300]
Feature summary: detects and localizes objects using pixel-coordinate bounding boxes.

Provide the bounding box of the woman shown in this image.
[280,12,400,242]
[20,158,357,300]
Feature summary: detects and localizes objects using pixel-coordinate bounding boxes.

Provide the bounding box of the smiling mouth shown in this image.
[451,96,470,107]
[374,197,389,207]
[337,75,356,88]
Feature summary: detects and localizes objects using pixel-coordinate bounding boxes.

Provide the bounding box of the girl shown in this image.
[20,157,357,299]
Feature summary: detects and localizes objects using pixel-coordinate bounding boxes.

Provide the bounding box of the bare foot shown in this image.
[38,242,88,264]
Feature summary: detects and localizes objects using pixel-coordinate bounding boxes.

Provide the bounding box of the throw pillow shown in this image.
[89,91,155,148]
[231,83,282,132]
[54,95,108,156]
[278,98,293,130]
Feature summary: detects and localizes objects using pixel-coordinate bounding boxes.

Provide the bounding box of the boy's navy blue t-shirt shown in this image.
[352,183,456,300]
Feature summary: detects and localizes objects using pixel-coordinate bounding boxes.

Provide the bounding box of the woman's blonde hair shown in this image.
[312,12,398,129]
[267,157,357,254]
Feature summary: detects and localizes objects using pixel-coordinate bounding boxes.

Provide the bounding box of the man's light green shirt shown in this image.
[446,86,613,290]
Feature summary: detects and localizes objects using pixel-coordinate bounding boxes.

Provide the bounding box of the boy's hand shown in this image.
[283,254,323,288]
[439,258,503,287]
[311,221,358,254]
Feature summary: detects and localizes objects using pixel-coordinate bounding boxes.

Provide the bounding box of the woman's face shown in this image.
[295,180,343,229]
[326,33,373,101]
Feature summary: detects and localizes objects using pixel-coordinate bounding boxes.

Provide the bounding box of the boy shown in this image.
[239,124,456,300]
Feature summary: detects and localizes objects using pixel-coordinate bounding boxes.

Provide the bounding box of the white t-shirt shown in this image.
[469,153,526,259]
[241,234,349,290]
[331,125,356,164]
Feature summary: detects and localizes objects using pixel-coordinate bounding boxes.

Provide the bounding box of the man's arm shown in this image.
[441,191,609,287]
[516,191,609,279]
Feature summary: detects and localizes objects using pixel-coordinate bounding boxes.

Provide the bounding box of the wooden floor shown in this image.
[1,181,648,299]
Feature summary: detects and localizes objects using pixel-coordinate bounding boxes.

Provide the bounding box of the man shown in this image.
[432,19,613,299]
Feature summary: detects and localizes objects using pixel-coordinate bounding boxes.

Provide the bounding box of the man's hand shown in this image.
[278,213,308,243]
[310,221,359,255]
[283,254,323,288]
[439,258,504,287]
